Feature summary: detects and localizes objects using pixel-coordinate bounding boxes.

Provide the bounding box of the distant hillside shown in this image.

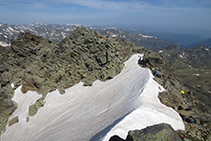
[156,45,211,115]
[144,31,206,48]
[188,38,211,48]
[99,29,174,49]
[156,45,211,68]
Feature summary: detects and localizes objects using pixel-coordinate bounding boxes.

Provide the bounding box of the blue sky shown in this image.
[0,0,211,35]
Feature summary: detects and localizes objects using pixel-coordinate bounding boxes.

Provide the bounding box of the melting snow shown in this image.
[1,54,184,141]
[0,41,10,47]
[10,83,14,88]
[197,85,202,88]
[8,27,15,32]
[179,54,184,59]
[158,50,163,53]
[111,34,118,38]
[61,32,66,39]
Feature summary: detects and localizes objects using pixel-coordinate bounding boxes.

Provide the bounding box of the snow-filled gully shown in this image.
[1,54,184,141]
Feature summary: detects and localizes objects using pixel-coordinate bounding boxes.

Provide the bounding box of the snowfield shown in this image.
[1,54,184,141]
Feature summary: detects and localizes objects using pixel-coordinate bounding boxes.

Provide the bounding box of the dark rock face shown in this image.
[0,27,137,134]
[109,135,125,141]
[126,123,181,141]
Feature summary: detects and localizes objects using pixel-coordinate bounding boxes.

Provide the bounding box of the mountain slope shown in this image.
[188,38,211,48]
[145,31,206,48]
[155,45,211,115]
[1,54,184,141]
[0,28,184,141]
[0,28,210,140]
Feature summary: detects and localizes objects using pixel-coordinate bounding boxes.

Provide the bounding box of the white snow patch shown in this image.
[10,83,14,88]
[197,85,201,88]
[139,33,156,39]
[0,41,10,47]
[208,91,211,94]
[66,24,81,27]
[51,30,55,36]
[1,54,184,141]
[158,50,163,53]
[193,74,200,76]
[102,72,184,140]
[8,27,15,32]
[180,54,184,59]
[61,32,66,39]
[111,34,118,37]
[205,48,209,51]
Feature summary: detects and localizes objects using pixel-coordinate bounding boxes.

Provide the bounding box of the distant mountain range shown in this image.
[0,22,103,46]
[154,45,211,67]
[1,22,211,50]
[188,38,211,48]
[0,22,174,49]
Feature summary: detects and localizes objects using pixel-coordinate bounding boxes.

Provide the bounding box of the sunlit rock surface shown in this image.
[1,54,184,141]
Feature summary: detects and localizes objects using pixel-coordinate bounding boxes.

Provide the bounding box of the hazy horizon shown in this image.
[1,0,211,37]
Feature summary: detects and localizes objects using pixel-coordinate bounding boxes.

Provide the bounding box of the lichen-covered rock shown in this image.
[126,123,181,141]
[8,116,19,126]
[109,123,181,141]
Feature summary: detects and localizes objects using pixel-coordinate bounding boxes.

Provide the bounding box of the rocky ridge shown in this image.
[0,27,210,140]
[139,51,211,140]
[0,27,141,134]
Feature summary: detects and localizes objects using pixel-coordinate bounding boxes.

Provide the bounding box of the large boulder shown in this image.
[126,123,181,141]
[109,123,181,141]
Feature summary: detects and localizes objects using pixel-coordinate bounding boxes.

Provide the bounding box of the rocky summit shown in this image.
[0,27,210,140]
[0,27,141,133]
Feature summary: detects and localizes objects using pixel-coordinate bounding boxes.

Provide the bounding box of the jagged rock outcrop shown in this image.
[0,27,137,134]
[139,51,211,140]
[126,123,181,141]
[109,123,181,141]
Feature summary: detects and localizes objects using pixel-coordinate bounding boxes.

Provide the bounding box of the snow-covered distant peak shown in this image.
[105,27,118,30]
[65,24,81,27]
